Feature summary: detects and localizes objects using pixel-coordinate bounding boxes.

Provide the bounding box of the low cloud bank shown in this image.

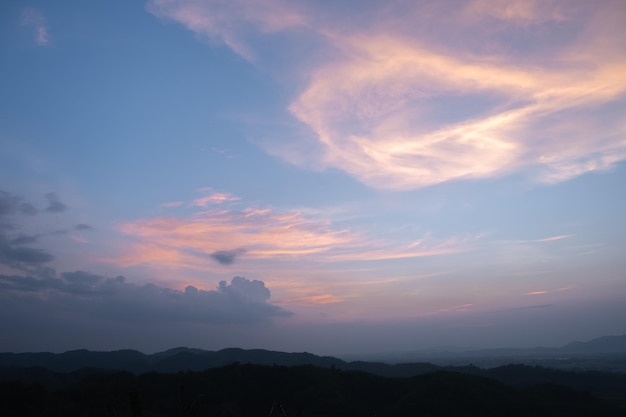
[0,272,291,325]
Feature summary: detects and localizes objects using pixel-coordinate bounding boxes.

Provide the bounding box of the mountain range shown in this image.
[1,334,625,375]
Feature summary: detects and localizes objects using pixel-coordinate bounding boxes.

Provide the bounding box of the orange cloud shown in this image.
[290,30,626,189]
[283,294,343,306]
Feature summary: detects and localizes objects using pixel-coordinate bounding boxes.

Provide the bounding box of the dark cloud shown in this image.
[44,192,67,213]
[10,234,40,245]
[0,192,55,269]
[211,248,246,265]
[19,203,38,215]
[0,229,54,267]
[0,192,38,216]
[74,224,93,231]
[0,191,21,216]
[0,243,54,265]
[0,273,292,324]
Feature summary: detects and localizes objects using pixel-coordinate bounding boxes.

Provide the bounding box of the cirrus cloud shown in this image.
[107,190,471,271]
[148,0,626,190]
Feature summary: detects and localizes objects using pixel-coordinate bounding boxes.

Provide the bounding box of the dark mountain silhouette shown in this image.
[1,335,626,376]
[0,346,440,377]
[1,363,625,417]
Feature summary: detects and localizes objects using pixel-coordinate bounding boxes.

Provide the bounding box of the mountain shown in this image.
[561,335,626,354]
[0,347,440,377]
[1,335,625,376]
[345,335,626,371]
[1,363,625,417]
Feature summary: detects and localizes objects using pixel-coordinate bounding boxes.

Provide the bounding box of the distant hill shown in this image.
[1,334,624,377]
[0,346,438,377]
[561,335,626,354]
[346,335,626,372]
[460,334,626,357]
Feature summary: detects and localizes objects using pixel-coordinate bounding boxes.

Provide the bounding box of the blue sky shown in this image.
[1,0,625,355]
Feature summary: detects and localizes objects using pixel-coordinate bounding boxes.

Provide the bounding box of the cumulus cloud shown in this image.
[44,192,67,213]
[149,0,626,190]
[21,8,50,46]
[0,272,291,324]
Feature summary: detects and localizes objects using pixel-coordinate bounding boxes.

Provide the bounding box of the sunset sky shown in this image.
[1,0,625,356]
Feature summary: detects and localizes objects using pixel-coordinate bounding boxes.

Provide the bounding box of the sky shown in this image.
[1,0,625,356]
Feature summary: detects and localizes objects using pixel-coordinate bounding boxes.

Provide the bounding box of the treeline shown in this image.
[1,363,625,417]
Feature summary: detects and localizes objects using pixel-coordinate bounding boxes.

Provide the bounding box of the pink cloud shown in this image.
[147,0,305,61]
[148,0,626,190]
[21,8,49,46]
[162,201,184,208]
[190,189,239,207]
[107,191,471,270]
[534,234,574,243]
[283,294,343,306]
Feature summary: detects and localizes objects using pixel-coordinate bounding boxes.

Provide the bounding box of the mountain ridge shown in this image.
[1,335,625,375]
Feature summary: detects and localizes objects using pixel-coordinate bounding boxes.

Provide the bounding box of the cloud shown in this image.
[0,243,54,266]
[0,191,40,218]
[21,8,50,46]
[534,234,574,243]
[0,272,291,324]
[10,234,40,246]
[464,0,567,23]
[0,191,55,269]
[19,203,38,215]
[190,189,240,207]
[149,0,626,190]
[74,224,93,231]
[147,0,305,61]
[211,248,246,265]
[108,190,469,270]
[44,192,67,213]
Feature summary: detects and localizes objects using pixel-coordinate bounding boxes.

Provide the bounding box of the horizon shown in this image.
[4,332,626,360]
[1,0,626,356]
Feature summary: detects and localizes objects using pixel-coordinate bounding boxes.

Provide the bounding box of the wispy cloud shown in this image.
[190,188,239,207]
[147,0,305,61]
[21,8,50,46]
[108,190,470,270]
[149,0,626,190]
[534,234,574,243]
[283,293,343,306]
